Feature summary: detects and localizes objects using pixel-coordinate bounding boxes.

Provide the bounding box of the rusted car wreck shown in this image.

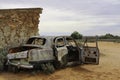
[6,36,99,73]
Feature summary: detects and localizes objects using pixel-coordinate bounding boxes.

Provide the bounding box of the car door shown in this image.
[81,46,100,65]
[55,37,68,62]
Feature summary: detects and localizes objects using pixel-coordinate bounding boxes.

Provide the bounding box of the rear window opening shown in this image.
[27,38,46,45]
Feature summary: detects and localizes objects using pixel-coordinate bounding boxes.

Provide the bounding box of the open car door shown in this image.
[54,37,68,65]
[81,37,100,65]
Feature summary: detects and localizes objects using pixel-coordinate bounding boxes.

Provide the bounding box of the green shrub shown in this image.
[0,48,8,71]
[71,31,83,39]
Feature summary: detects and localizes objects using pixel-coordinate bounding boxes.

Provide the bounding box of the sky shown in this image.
[0,0,120,36]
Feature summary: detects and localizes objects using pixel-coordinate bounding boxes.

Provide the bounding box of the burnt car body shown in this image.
[6,36,99,73]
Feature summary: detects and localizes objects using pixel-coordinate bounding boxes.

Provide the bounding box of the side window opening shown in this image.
[56,38,65,47]
[66,37,76,47]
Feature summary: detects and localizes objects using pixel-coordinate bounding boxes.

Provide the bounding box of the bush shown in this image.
[0,48,8,71]
[71,31,83,39]
[99,33,120,39]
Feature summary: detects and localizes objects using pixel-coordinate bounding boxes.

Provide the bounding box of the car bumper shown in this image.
[8,61,33,69]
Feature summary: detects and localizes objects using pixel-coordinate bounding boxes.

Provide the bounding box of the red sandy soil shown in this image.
[0,42,120,80]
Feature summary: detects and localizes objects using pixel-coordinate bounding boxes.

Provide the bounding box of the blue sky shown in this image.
[0,0,120,36]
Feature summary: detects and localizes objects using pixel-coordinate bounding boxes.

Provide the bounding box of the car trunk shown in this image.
[8,45,41,54]
[7,45,41,60]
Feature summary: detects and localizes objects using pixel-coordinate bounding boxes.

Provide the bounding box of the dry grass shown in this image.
[0,42,120,80]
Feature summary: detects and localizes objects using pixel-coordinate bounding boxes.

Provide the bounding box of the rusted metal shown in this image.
[6,36,100,73]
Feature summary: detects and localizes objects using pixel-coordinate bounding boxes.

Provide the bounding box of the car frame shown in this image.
[6,36,99,73]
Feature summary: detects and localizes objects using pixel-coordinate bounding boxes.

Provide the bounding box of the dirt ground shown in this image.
[0,42,120,80]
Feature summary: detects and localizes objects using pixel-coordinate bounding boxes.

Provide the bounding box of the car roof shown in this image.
[26,36,73,48]
[30,36,72,39]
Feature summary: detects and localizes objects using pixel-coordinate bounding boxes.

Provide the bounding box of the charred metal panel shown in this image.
[7,51,28,59]
[28,49,55,61]
[57,47,68,61]
[82,47,99,64]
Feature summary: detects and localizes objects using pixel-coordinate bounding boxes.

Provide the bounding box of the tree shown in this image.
[71,31,83,39]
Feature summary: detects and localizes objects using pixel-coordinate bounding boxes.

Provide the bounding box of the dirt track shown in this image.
[0,42,120,80]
